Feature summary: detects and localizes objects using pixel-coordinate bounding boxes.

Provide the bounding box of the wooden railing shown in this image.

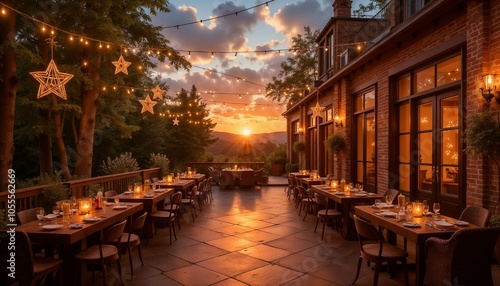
[0,168,161,212]
[185,162,265,171]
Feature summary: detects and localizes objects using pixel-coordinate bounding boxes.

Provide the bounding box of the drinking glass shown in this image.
[358,184,363,192]
[36,209,45,225]
[52,206,60,215]
[128,184,133,193]
[422,200,429,215]
[114,197,120,205]
[385,195,393,209]
[433,203,440,217]
[70,196,77,214]
[374,199,382,211]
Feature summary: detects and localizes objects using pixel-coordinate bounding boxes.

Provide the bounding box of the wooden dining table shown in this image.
[179,173,205,184]
[299,177,328,188]
[109,188,174,237]
[152,179,195,197]
[311,185,383,239]
[15,202,143,285]
[354,205,479,286]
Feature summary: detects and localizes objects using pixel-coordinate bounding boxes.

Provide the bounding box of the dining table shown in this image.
[289,172,312,179]
[299,177,328,188]
[354,205,479,286]
[311,185,383,239]
[152,179,195,197]
[15,202,143,285]
[179,173,205,184]
[109,188,174,238]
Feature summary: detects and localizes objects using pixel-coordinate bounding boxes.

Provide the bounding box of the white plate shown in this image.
[372,203,394,208]
[379,211,397,217]
[368,193,377,196]
[104,202,114,206]
[434,220,455,228]
[113,205,128,210]
[354,193,367,197]
[454,220,470,226]
[123,191,133,195]
[42,214,58,220]
[144,194,154,198]
[69,224,83,229]
[424,212,434,216]
[402,222,420,228]
[42,224,63,230]
[83,217,102,222]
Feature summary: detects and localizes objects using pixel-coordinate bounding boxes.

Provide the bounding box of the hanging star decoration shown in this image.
[173,117,180,125]
[30,38,73,100]
[311,102,325,119]
[152,85,165,100]
[112,52,132,75]
[139,95,157,114]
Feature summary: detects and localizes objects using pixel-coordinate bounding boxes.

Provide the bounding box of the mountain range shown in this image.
[207,131,287,157]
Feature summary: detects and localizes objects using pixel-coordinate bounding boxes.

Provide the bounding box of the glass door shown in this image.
[355,112,376,193]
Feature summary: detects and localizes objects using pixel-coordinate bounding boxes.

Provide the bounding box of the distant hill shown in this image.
[207,131,286,157]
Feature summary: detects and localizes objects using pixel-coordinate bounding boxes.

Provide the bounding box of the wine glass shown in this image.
[70,196,77,214]
[374,199,382,211]
[128,184,133,193]
[114,197,120,205]
[358,184,364,193]
[433,203,440,218]
[422,200,429,215]
[52,206,60,216]
[36,209,45,225]
[385,195,393,209]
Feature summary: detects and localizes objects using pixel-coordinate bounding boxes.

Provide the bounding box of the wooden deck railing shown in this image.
[0,168,161,212]
[185,162,265,171]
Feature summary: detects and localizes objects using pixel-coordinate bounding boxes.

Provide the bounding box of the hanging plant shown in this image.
[462,110,500,214]
[326,134,347,155]
[293,141,306,154]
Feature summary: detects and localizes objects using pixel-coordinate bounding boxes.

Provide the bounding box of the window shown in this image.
[401,0,433,21]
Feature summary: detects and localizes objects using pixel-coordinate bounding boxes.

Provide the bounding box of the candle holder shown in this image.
[134,184,143,195]
[78,198,93,215]
[331,180,338,189]
[413,201,423,217]
[344,185,351,196]
[167,174,173,183]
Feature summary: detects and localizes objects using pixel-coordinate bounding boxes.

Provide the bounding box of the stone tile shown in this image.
[238,244,292,262]
[197,252,269,277]
[264,236,318,253]
[214,224,254,235]
[211,278,250,286]
[164,264,228,286]
[233,229,282,243]
[143,252,191,272]
[167,243,228,263]
[238,219,275,229]
[234,264,304,286]
[180,228,229,243]
[259,224,304,236]
[206,236,259,252]
[274,252,327,273]
[126,273,183,286]
[281,274,342,286]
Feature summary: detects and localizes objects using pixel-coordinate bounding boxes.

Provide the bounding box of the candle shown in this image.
[331,180,338,189]
[167,174,173,183]
[62,201,71,216]
[413,201,423,217]
[234,164,238,170]
[134,184,142,195]
[344,185,350,196]
[79,198,92,215]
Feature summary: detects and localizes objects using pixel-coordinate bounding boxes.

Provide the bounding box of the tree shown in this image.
[266,26,319,107]
[352,0,389,17]
[163,85,217,169]
[0,0,18,190]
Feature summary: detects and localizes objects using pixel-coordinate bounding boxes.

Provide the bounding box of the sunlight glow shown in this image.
[242,129,251,136]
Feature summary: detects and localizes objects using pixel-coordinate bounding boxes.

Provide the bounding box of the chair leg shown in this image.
[302,203,308,221]
[168,221,173,245]
[172,219,177,241]
[101,261,107,286]
[138,245,144,266]
[402,259,409,286]
[314,216,319,233]
[176,213,181,230]
[116,258,123,286]
[373,261,381,286]
[353,257,363,284]
[321,217,327,240]
[128,246,133,278]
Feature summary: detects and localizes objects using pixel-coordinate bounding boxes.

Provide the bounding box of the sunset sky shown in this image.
[152,0,366,135]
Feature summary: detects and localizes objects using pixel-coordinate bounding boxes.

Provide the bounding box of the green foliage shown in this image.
[353,0,389,17]
[18,173,70,214]
[100,152,140,175]
[292,141,306,154]
[149,153,170,177]
[266,26,319,107]
[462,110,500,159]
[489,215,500,227]
[269,144,288,164]
[326,134,347,155]
[286,162,300,173]
[86,184,103,198]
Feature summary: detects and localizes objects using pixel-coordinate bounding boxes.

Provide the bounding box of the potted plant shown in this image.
[325,134,347,178]
[269,144,287,176]
[293,141,306,169]
[462,110,500,261]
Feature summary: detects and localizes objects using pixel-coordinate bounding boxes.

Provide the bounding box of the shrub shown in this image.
[100,152,139,175]
[149,153,170,177]
[326,134,346,155]
[19,173,69,213]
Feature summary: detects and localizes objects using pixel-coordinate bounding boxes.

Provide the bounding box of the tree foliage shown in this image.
[266,26,319,107]
[352,0,389,17]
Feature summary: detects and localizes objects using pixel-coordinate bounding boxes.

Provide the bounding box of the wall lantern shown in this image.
[480,74,499,103]
[334,115,343,128]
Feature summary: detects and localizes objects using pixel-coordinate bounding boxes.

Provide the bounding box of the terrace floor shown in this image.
[87,177,500,286]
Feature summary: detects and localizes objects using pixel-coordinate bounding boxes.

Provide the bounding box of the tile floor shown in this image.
[88,182,500,286]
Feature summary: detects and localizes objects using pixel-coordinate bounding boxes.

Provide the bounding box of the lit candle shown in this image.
[62,201,71,216]
[413,201,423,217]
[331,180,338,189]
[79,199,91,215]
[134,184,142,195]
[344,185,350,196]
[234,164,238,170]
[167,174,173,183]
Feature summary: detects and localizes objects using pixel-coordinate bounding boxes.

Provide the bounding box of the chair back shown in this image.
[151,177,159,183]
[297,186,313,202]
[353,215,383,243]
[132,212,148,233]
[253,168,263,184]
[220,171,235,188]
[425,227,500,286]
[186,186,197,202]
[0,231,35,285]
[314,193,328,210]
[104,191,117,198]
[103,220,127,244]
[197,179,206,192]
[17,207,44,225]
[205,177,213,191]
[169,192,182,210]
[459,206,491,227]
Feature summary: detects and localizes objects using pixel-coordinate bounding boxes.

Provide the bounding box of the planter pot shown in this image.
[271,164,285,176]
[260,177,269,184]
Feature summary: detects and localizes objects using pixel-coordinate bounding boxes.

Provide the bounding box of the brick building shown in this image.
[283,0,500,218]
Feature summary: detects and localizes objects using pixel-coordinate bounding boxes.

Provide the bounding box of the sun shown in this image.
[242,129,251,136]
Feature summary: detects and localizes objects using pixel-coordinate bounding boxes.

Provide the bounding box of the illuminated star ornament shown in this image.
[152,85,165,100]
[30,38,73,100]
[173,117,179,125]
[112,54,132,75]
[139,95,157,114]
[311,102,324,119]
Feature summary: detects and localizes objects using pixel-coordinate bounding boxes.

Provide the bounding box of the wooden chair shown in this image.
[220,170,236,189]
[383,189,399,204]
[296,186,316,221]
[424,227,500,286]
[119,212,148,278]
[352,215,409,286]
[181,186,197,222]
[253,168,264,186]
[458,206,491,227]
[17,207,45,225]
[149,192,182,244]
[0,231,62,286]
[314,193,342,240]
[208,167,221,185]
[204,177,214,202]
[75,220,127,286]
[104,191,117,198]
